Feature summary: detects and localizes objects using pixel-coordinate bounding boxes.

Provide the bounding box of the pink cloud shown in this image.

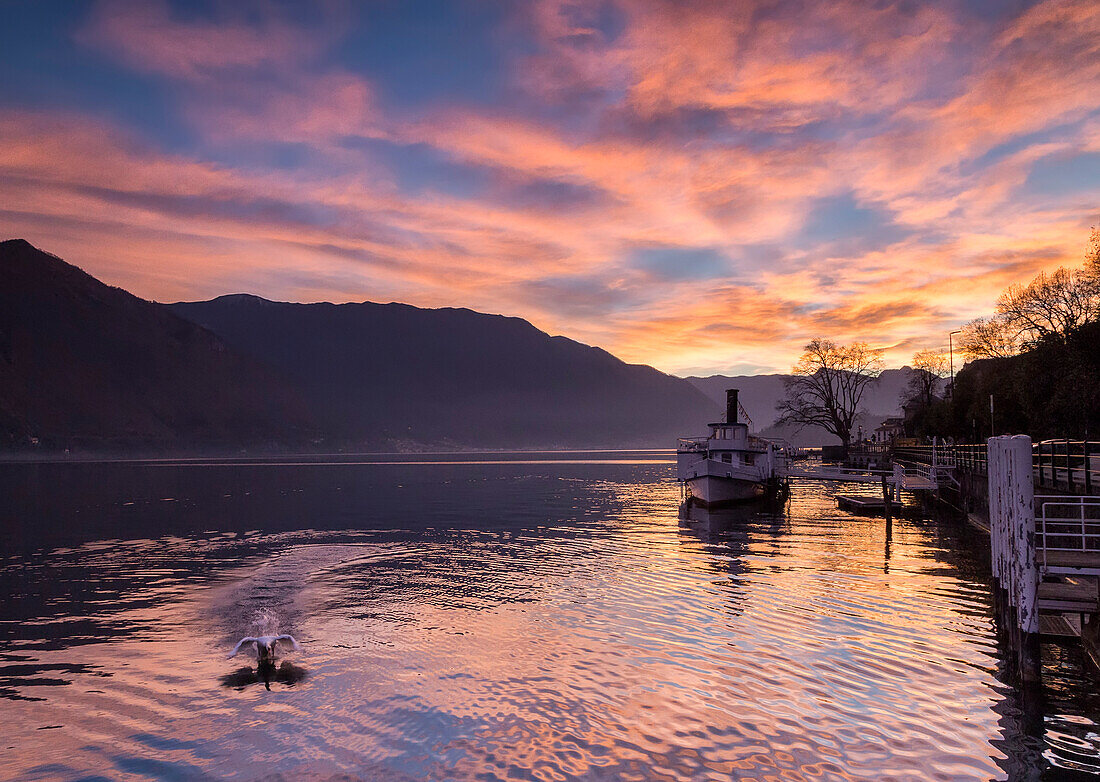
[516,0,958,127]
[4,0,1099,374]
[77,0,338,80]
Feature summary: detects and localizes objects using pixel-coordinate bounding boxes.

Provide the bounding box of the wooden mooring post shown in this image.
[881,474,893,537]
[987,435,1040,684]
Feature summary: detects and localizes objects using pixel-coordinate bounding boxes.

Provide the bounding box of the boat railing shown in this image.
[678,435,779,454]
[748,435,781,452]
[678,437,709,452]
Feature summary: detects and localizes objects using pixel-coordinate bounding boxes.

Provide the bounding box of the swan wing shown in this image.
[275,634,301,652]
[228,637,257,659]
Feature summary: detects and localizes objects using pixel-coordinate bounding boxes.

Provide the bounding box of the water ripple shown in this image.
[0,459,1097,779]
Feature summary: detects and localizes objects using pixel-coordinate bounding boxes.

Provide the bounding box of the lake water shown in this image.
[2,452,1099,781]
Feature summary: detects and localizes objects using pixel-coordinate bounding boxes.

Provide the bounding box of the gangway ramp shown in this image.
[786,466,893,484]
[902,474,936,491]
[785,464,937,493]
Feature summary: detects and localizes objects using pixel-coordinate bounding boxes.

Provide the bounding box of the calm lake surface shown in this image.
[2,452,1099,781]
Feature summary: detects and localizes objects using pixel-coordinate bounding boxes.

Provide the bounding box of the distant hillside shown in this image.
[683,374,788,429]
[860,368,918,418]
[169,297,719,449]
[686,368,918,446]
[0,240,720,452]
[754,412,888,448]
[0,240,313,451]
[6,238,941,453]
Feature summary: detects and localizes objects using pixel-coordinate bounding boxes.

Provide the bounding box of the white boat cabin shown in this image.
[700,421,765,463]
[677,390,768,474]
[675,389,787,504]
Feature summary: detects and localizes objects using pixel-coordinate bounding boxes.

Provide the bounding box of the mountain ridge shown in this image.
[169,292,716,449]
[3,238,932,453]
[1,239,719,452]
[0,239,315,451]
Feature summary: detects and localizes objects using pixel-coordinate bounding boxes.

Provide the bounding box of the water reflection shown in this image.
[220,660,308,691]
[0,457,1098,780]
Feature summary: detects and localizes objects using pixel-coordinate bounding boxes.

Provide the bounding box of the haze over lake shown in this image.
[3,454,1099,781]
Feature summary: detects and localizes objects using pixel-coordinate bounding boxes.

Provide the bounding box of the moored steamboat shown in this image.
[676,389,790,506]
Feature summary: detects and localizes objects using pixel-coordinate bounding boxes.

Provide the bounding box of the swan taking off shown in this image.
[228,634,301,661]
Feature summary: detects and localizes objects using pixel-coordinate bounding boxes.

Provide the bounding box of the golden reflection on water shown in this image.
[1,461,1098,780]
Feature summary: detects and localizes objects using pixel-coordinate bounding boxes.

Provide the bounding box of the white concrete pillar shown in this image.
[988,435,1039,684]
[987,438,1003,583]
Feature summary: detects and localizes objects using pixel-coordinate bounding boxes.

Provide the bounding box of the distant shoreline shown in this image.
[0,447,685,466]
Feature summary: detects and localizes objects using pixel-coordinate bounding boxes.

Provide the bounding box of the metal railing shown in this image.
[892,444,984,471]
[1034,440,1099,493]
[677,437,708,452]
[886,441,1100,494]
[851,443,892,456]
[1035,495,1100,571]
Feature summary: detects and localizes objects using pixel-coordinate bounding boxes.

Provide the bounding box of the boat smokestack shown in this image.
[726,389,739,424]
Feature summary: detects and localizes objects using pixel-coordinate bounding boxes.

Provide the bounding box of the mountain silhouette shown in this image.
[0,240,313,451]
[0,240,719,452]
[169,295,719,449]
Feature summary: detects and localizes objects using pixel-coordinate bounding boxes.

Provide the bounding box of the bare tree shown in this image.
[906,349,947,407]
[958,231,1100,360]
[1085,226,1100,278]
[958,316,1022,360]
[996,266,1100,345]
[776,338,883,449]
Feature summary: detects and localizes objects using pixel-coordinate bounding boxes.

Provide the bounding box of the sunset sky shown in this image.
[2,0,1098,375]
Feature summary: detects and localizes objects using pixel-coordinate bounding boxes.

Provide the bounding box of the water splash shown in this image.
[249,607,282,638]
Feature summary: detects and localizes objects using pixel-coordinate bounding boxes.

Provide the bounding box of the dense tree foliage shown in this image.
[913,321,1100,441]
[906,349,947,408]
[997,267,1100,345]
[909,230,1100,442]
[958,316,1023,359]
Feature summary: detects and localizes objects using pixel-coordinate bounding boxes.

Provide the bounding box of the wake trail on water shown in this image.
[205,541,423,648]
[249,606,282,637]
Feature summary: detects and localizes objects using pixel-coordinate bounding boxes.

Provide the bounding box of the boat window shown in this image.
[721,453,732,463]
[744,453,755,465]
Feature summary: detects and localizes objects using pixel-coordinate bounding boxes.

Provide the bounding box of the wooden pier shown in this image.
[850,436,1100,681]
[1038,579,1098,614]
[977,437,1100,681]
[834,494,923,518]
[835,494,886,513]
[1039,614,1081,639]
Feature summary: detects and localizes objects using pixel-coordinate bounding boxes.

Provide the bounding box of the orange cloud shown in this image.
[2,0,1098,375]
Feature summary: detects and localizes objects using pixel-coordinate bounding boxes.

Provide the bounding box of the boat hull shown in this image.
[677,439,788,508]
[685,473,764,506]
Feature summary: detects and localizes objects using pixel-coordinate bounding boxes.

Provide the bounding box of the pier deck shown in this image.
[1039,614,1081,638]
[1038,579,1099,613]
[1040,550,1100,576]
[835,495,886,513]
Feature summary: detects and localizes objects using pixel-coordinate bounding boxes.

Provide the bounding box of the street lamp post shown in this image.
[948,329,962,398]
